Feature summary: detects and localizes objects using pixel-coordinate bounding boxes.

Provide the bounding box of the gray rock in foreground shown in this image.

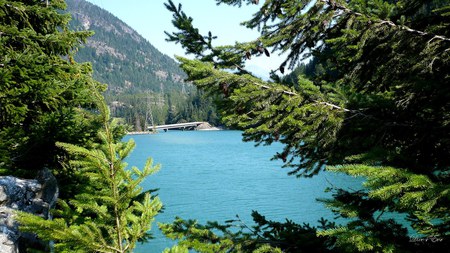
[0,169,58,253]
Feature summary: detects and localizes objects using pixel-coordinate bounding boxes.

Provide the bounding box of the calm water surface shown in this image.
[124,130,362,253]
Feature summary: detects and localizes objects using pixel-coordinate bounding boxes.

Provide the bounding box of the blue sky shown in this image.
[84,0,287,76]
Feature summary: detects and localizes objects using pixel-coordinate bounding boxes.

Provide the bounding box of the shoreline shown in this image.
[126,131,156,135]
[126,127,223,135]
[126,122,224,135]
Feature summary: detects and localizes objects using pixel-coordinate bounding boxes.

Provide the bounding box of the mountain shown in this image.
[66,0,187,95]
[65,0,218,128]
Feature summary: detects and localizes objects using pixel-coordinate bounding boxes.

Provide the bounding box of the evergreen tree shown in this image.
[18,90,162,253]
[0,0,104,176]
[161,0,450,252]
[1,1,162,251]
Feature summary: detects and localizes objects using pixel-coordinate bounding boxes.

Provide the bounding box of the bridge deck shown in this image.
[147,122,206,131]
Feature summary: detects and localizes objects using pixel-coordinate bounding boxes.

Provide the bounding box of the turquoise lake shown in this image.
[124,130,363,253]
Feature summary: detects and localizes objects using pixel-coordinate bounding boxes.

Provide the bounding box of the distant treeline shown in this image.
[105,90,220,131]
[66,0,219,129]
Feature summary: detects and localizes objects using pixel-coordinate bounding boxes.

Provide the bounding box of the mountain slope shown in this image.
[63,0,219,128]
[66,0,187,95]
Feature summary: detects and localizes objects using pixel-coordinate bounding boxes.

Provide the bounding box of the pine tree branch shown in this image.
[216,61,353,115]
[321,0,450,42]
[222,62,360,114]
[93,243,122,253]
[248,79,356,113]
[234,214,266,239]
[375,208,386,221]
[316,101,350,112]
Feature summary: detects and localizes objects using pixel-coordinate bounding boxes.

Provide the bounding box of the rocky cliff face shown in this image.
[0,169,58,253]
[65,0,188,95]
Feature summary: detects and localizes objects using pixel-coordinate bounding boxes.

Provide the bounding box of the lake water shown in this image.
[124,130,363,253]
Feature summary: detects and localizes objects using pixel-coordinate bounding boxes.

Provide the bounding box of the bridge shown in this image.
[147,122,209,132]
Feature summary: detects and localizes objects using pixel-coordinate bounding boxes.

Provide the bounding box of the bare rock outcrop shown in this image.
[0,169,58,252]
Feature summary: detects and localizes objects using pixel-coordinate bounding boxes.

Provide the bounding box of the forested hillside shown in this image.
[65,0,218,128]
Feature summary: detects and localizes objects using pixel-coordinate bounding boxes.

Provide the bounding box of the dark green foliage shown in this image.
[160,211,335,253]
[2,1,163,251]
[104,89,219,129]
[214,0,259,7]
[174,57,346,177]
[165,0,264,72]
[0,0,104,176]
[322,165,450,247]
[162,0,450,252]
[18,90,162,253]
[173,89,220,125]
